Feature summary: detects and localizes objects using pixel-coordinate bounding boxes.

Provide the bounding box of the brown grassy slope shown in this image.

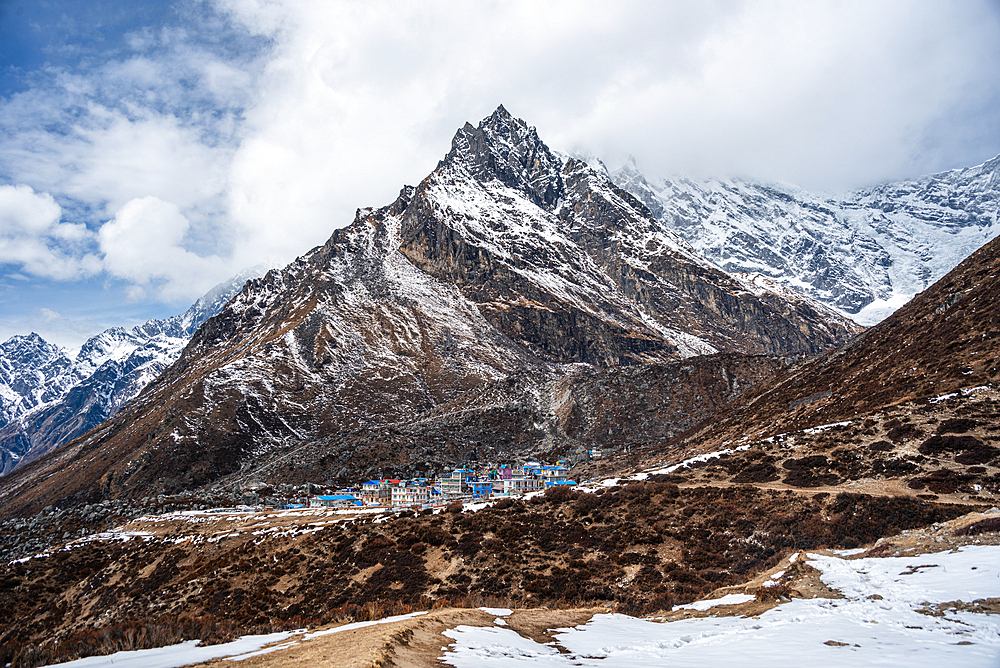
[647,233,1000,461]
[0,484,970,668]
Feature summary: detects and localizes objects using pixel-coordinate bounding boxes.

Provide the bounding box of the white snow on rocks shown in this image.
[614,155,1000,324]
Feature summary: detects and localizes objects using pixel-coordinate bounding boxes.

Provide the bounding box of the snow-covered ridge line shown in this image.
[615,154,1000,324]
[0,267,267,476]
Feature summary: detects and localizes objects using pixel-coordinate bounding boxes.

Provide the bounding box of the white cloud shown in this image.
[99,196,224,301]
[216,0,1000,273]
[2,0,999,322]
[0,184,101,280]
[545,1,1000,189]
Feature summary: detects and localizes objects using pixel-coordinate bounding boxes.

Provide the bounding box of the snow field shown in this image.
[440,545,1000,667]
[48,631,296,668]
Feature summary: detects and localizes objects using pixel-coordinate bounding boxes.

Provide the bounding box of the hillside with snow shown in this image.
[614,155,1000,324]
[0,267,264,475]
[0,107,861,514]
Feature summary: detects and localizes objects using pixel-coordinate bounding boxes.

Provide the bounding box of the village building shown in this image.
[390,482,430,506]
[540,465,570,482]
[438,468,472,497]
[502,476,544,495]
[360,479,395,505]
[467,480,493,498]
[310,494,362,508]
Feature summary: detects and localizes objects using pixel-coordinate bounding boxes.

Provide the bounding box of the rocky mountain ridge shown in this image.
[0,267,264,476]
[613,154,1000,323]
[0,106,860,516]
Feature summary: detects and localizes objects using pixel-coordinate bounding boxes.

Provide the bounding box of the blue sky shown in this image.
[2,0,1000,349]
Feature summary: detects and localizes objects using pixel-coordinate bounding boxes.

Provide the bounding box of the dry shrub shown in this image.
[954,517,1000,536]
[910,469,971,494]
[936,418,979,434]
[732,461,779,483]
[544,485,575,504]
[782,456,840,487]
[886,424,922,442]
[754,583,791,601]
[919,434,985,456]
[575,492,600,514]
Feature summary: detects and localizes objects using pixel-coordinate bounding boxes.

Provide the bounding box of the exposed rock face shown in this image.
[0,107,860,516]
[399,107,859,364]
[614,155,1000,322]
[0,268,263,475]
[214,353,787,488]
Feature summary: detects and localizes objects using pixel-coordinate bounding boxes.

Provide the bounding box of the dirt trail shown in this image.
[188,608,605,668]
[184,506,1000,667]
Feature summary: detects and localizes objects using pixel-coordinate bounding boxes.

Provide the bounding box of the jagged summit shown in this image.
[0,334,73,427]
[443,105,564,209]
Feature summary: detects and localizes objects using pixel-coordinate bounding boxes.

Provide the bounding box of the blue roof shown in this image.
[317,494,358,500]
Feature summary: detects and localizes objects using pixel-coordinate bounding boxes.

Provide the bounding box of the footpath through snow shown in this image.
[37,542,1000,667]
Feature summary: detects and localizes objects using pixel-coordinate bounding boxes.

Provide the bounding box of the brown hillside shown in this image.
[601,235,1000,504]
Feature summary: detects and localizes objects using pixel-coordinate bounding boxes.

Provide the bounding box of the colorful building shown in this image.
[311,494,362,508]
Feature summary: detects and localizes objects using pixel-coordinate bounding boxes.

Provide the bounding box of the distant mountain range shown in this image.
[613,154,1000,323]
[0,267,265,475]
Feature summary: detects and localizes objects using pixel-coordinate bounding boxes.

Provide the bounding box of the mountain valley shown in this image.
[1,107,999,668]
[0,107,861,517]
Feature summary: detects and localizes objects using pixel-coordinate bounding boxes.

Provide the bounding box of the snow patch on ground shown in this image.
[673,593,756,611]
[643,445,751,477]
[479,608,513,616]
[49,631,295,668]
[441,545,1000,667]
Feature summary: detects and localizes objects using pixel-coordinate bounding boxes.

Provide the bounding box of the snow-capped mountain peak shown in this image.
[0,334,74,425]
[445,104,565,210]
